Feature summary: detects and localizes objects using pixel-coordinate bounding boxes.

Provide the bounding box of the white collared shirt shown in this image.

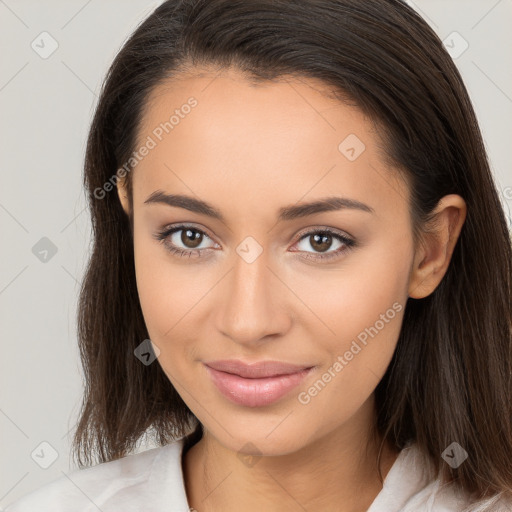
[3,438,510,511]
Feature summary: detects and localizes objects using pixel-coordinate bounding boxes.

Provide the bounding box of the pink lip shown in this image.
[204,360,314,407]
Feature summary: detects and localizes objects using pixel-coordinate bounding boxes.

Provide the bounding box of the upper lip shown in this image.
[204,360,313,379]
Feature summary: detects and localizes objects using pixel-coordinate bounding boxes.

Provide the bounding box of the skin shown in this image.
[117,67,466,512]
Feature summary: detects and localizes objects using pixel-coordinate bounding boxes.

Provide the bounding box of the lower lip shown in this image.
[204,365,313,408]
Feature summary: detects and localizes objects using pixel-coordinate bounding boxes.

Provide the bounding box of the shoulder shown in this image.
[403,480,512,512]
[398,445,512,512]
[370,443,512,512]
[3,438,189,512]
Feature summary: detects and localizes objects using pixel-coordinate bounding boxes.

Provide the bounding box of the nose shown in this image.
[214,247,292,347]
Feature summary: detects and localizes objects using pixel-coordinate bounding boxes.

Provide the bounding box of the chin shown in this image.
[204,413,319,457]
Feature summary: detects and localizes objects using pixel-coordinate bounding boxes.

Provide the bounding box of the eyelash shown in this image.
[153,223,356,262]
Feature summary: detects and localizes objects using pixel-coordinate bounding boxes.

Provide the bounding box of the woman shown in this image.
[6,0,512,510]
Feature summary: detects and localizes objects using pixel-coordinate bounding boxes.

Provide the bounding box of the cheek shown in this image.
[294,232,412,346]
[294,290,406,438]
[134,237,168,336]
[292,237,411,409]
[132,228,215,379]
[133,227,192,342]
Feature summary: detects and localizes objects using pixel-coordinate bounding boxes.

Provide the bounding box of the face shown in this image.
[119,67,416,456]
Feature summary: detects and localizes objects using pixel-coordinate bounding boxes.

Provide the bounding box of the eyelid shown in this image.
[162,222,217,244]
[293,225,354,243]
[155,222,356,261]
[158,223,353,247]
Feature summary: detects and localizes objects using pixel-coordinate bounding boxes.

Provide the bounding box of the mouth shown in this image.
[203,360,315,408]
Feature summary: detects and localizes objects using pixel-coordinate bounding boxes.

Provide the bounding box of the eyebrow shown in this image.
[144,190,374,222]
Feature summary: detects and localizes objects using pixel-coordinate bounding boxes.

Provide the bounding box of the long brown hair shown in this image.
[73,0,512,506]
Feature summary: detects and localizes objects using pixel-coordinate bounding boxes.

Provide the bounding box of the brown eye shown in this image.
[153,224,217,258]
[180,228,203,249]
[291,228,356,262]
[309,233,334,253]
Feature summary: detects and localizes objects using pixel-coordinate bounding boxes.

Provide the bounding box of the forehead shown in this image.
[131,67,409,220]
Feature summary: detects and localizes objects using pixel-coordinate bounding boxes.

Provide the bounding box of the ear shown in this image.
[116,176,131,216]
[408,194,467,299]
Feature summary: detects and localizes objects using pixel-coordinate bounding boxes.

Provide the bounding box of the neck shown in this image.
[183,403,399,512]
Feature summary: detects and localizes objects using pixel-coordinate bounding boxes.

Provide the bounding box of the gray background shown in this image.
[1,0,511,506]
